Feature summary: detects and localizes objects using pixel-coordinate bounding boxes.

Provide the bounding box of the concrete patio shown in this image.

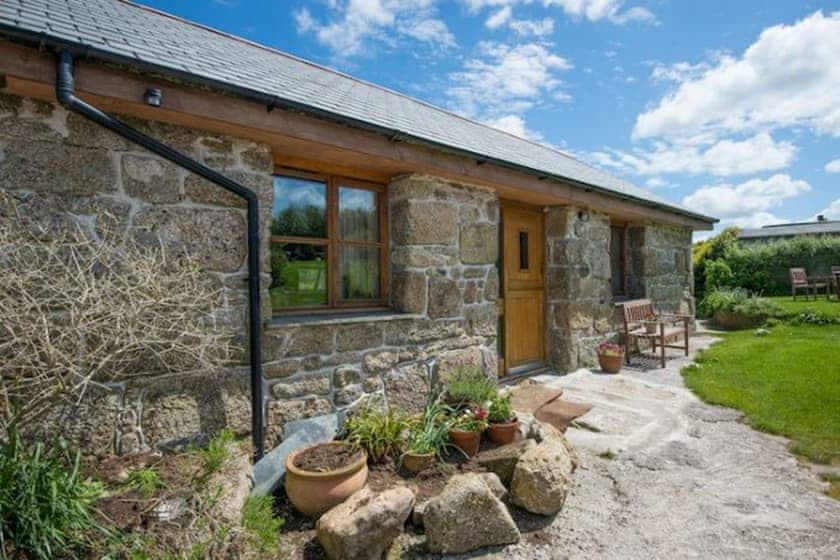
[477,336,840,559]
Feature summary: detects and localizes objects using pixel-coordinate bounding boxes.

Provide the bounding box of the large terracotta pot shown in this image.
[598,352,623,374]
[449,429,481,457]
[284,442,368,517]
[402,451,436,473]
[487,418,520,444]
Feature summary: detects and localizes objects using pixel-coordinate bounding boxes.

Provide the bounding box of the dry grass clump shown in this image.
[0,192,236,429]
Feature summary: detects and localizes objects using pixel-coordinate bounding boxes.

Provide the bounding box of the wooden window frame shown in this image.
[271,168,389,315]
[609,223,628,297]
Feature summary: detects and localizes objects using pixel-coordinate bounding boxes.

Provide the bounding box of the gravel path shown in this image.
[416,335,840,559]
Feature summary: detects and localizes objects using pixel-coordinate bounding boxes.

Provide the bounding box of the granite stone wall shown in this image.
[627,223,695,316]
[0,92,273,458]
[544,206,615,371]
[261,174,500,448]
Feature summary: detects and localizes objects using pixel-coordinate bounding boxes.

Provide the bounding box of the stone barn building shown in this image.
[0,0,715,484]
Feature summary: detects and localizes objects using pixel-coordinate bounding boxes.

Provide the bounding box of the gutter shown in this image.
[0,26,716,225]
[54,50,266,461]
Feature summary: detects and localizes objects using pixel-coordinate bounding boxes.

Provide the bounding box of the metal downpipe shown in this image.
[55,50,265,461]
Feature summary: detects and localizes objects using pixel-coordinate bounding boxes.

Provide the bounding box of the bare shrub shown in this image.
[0,192,237,429]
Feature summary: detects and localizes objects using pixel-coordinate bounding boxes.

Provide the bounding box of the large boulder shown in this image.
[531,421,580,472]
[423,473,520,554]
[477,439,537,485]
[316,486,415,560]
[510,439,574,515]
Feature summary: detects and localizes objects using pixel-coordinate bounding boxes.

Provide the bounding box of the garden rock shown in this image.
[531,420,580,471]
[477,439,537,484]
[510,439,574,515]
[478,472,507,499]
[316,486,415,560]
[423,473,520,554]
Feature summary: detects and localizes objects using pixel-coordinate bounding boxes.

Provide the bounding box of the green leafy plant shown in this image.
[125,467,163,498]
[0,426,107,559]
[449,406,489,433]
[197,428,236,475]
[699,287,749,316]
[241,496,284,555]
[405,401,453,457]
[344,406,409,463]
[445,366,498,406]
[488,394,515,423]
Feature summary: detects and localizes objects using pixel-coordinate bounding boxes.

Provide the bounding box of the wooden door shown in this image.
[501,203,545,375]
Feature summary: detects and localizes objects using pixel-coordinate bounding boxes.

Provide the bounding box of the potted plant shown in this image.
[444,366,497,409]
[487,394,519,444]
[596,342,624,374]
[402,402,451,473]
[285,441,368,516]
[343,405,409,464]
[448,406,489,457]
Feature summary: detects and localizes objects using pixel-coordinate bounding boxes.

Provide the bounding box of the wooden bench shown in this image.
[620,299,691,368]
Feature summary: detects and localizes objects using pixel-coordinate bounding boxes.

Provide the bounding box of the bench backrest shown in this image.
[789,267,808,286]
[620,299,656,330]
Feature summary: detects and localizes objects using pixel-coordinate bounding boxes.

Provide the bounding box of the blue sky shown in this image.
[143,1,840,239]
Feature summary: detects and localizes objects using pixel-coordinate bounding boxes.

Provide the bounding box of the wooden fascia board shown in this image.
[0,40,713,230]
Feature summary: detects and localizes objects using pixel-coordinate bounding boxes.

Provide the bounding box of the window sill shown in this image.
[268,310,424,329]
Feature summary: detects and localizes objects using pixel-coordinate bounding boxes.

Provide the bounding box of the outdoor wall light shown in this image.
[578,210,590,222]
[143,88,163,107]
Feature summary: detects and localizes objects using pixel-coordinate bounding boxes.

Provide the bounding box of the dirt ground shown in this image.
[431,335,840,559]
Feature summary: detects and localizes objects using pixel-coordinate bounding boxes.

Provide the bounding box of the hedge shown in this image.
[694,230,840,297]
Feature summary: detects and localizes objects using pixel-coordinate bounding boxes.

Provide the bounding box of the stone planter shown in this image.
[285,442,368,517]
[487,418,519,445]
[713,310,766,331]
[402,451,436,473]
[597,352,623,374]
[449,429,481,457]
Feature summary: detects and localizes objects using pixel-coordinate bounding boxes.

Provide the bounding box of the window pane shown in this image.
[270,243,328,307]
[339,186,378,242]
[340,245,380,300]
[272,176,327,238]
[519,231,529,270]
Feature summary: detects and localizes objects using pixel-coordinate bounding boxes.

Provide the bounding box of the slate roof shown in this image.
[739,220,840,239]
[0,0,715,224]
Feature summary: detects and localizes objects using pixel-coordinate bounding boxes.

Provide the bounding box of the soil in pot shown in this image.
[487,418,520,444]
[449,429,481,457]
[285,442,368,517]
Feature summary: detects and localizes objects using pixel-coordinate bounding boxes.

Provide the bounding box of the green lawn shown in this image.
[765,296,840,319]
[683,324,840,466]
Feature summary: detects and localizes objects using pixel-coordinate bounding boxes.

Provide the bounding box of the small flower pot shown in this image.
[597,352,623,374]
[402,451,436,473]
[284,442,368,517]
[449,429,481,457]
[487,418,520,444]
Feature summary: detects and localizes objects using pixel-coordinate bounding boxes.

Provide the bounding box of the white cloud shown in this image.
[825,158,840,173]
[645,177,666,188]
[464,0,654,25]
[681,174,810,219]
[485,6,554,36]
[509,17,554,36]
[587,133,796,177]
[649,60,711,83]
[294,0,454,56]
[484,114,543,139]
[635,11,840,139]
[485,6,512,28]
[545,0,655,24]
[818,199,840,219]
[447,41,572,119]
[730,212,786,229]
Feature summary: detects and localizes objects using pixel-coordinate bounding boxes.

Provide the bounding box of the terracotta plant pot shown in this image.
[597,352,623,374]
[284,442,368,517]
[449,429,481,457]
[487,418,520,444]
[402,451,436,473]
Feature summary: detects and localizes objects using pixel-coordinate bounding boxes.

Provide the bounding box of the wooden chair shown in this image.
[832,266,840,299]
[620,299,691,368]
[789,268,829,300]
